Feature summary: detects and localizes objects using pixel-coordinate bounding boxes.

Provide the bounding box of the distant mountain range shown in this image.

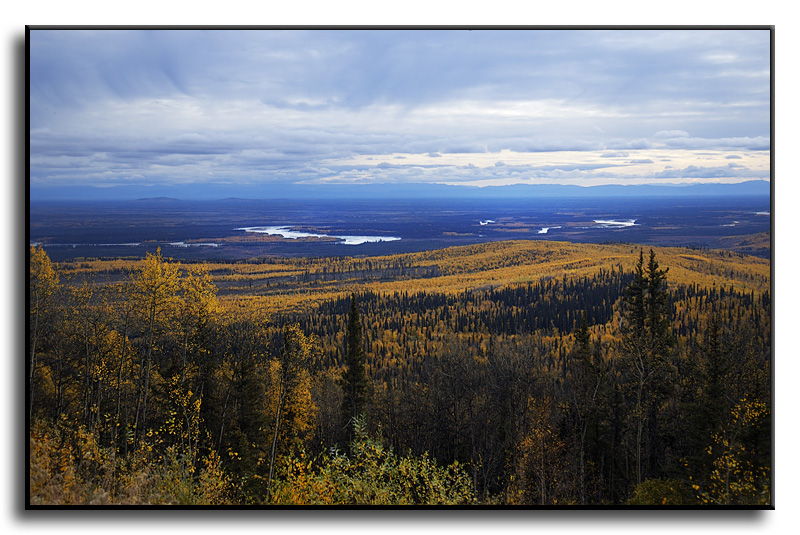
[30,180,771,202]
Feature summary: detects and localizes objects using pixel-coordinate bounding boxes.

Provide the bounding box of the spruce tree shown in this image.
[341,293,371,433]
[624,250,647,332]
[645,249,671,353]
[566,311,601,504]
[621,249,674,486]
[681,305,729,486]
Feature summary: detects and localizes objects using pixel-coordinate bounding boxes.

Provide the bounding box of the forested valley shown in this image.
[28,240,771,506]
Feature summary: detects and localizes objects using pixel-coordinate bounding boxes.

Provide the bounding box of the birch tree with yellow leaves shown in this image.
[29,245,60,420]
[129,248,181,446]
[266,323,318,501]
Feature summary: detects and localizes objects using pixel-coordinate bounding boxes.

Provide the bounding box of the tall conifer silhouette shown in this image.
[341,293,370,433]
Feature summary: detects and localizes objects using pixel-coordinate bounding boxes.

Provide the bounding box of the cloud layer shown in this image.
[29,29,771,194]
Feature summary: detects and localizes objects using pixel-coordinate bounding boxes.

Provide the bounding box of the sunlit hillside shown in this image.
[57,240,770,318]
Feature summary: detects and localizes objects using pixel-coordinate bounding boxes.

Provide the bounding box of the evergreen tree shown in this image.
[226,354,270,503]
[340,294,371,435]
[681,305,730,486]
[645,249,671,358]
[565,311,605,504]
[624,250,647,332]
[620,249,675,486]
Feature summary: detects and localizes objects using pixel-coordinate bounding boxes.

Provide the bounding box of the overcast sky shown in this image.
[28,28,771,193]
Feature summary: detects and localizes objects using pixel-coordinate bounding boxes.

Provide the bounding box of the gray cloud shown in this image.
[653,164,768,180]
[658,136,770,151]
[29,29,771,193]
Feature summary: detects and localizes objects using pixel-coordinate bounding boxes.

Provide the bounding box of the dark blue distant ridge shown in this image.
[30,180,770,202]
